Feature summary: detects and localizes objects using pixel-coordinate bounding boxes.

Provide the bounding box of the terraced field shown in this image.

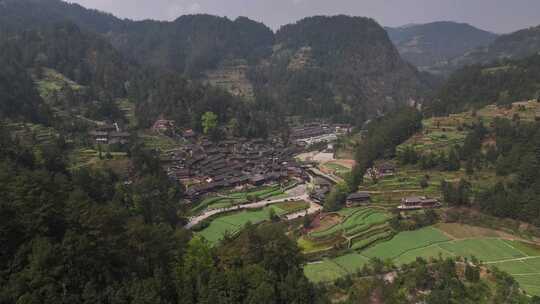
[7,122,59,147]
[322,162,351,178]
[304,226,540,295]
[197,207,282,245]
[191,185,287,214]
[362,227,450,260]
[309,208,390,240]
[485,241,540,296]
[197,201,308,245]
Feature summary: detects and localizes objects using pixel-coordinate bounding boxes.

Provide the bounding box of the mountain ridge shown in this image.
[385,21,498,73]
[0,0,430,125]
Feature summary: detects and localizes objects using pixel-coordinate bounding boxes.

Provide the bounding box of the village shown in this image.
[83,116,443,224]
[80,104,540,295]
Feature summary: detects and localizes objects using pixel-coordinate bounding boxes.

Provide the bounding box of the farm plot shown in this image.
[305,225,540,296]
[362,227,451,260]
[322,162,351,177]
[515,275,540,296]
[484,241,540,296]
[191,185,285,214]
[438,238,525,262]
[394,244,455,265]
[333,253,370,273]
[273,201,310,214]
[304,253,370,283]
[304,261,348,283]
[197,204,295,245]
[491,258,540,275]
[309,208,390,239]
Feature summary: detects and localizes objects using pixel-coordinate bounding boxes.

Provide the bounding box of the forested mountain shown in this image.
[250,16,429,124]
[108,15,274,76]
[0,0,430,126]
[451,25,540,67]
[14,22,130,99]
[129,69,279,137]
[0,40,50,123]
[431,53,540,114]
[420,24,540,75]
[0,0,274,76]
[386,22,497,71]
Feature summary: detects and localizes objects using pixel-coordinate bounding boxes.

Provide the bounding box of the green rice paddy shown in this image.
[197,206,284,245]
[304,227,540,295]
[197,201,308,246]
[309,208,390,239]
[191,185,285,214]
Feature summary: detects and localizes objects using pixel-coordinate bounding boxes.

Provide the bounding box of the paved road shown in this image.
[185,184,318,229]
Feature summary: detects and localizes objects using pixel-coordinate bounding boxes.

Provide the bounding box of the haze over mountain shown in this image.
[448,24,540,68]
[68,0,540,34]
[386,22,498,72]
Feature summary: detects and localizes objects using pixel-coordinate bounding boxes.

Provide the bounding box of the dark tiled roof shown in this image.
[347,192,371,201]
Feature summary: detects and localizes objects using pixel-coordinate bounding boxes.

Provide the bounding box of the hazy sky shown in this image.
[68,0,540,33]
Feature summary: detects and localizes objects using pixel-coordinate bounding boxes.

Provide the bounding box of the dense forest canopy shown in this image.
[0,0,432,127]
[249,15,429,124]
[0,123,321,303]
[386,21,498,68]
[0,40,50,123]
[3,1,540,302]
[431,54,540,114]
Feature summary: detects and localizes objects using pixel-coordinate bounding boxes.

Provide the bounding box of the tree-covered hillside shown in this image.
[426,24,540,75]
[431,54,540,114]
[0,40,50,123]
[386,21,497,70]
[0,0,274,77]
[251,15,429,124]
[0,1,431,126]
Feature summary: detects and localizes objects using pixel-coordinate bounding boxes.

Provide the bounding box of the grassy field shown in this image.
[309,208,390,239]
[6,122,59,148]
[362,227,450,260]
[274,201,310,213]
[197,202,305,245]
[304,225,540,295]
[304,103,540,291]
[304,261,349,283]
[197,207,281,245]
[116,98,137,128]
[486,241,540,296]
[68,148,129,172]
[140,132,180,152]
[322,162,352,177]
[438,239,525,262]
[358,165,500,209]
[36,68,85,99]
[398,101,540,157]
[298,236,341,254]
[191,185,286,214]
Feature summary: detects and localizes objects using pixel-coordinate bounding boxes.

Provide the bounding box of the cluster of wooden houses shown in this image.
[345,192,441,211]
[291,123,352,146]
[89,124,130,145]
[162,138,307,200]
